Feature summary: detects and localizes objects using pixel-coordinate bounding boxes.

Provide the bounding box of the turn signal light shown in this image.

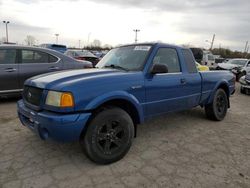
[60,93,74,107]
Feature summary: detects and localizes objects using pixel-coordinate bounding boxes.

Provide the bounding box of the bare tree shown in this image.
[92,39,101,47]
[24,35,36,46]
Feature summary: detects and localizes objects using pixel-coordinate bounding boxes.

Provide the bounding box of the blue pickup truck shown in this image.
[17,43,235,164]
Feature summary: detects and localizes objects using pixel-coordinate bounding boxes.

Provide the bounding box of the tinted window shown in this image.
[0,49,16,64]
[182,49,197,73]
[49,55,58,63]
[21,50,49,63]
[208,54,215,61]
[153,48,180,73]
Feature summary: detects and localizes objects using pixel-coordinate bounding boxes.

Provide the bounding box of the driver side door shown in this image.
[145,47,187,118]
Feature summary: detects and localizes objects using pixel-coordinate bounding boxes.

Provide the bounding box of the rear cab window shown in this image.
[182,49,198,73]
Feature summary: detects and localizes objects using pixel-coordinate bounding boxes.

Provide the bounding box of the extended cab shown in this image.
[17,43,235,164]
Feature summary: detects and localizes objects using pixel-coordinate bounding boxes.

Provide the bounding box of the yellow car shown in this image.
[196,62,209,71]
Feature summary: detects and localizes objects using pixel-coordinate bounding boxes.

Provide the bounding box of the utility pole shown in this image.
[87,32,91,47]
[244,41,248,53]
[55,33,59,44]
[79,40,81,49]
[3,21,10,43]
[133,29,140,43]
[210,34,215,50]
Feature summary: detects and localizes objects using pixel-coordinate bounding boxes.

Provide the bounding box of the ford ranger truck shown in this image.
[17,43,235,164]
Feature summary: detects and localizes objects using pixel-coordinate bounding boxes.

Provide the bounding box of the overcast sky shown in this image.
[0,0,249,50]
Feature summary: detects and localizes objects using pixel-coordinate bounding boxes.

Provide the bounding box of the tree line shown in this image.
[211,48,250,59]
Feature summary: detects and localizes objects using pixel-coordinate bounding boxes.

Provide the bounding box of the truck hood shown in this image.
[25,68,131,90]
[218,63,242,70]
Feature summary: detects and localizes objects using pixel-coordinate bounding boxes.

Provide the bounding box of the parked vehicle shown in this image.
[64,50,99,66]
[202,51,216,69]
[190,48,216,69]
[239,73,250,95]
[216,58,250,80]
[40,44,67,53]
[196,62,209,71]
[0,45,92,97]
[190,47,203,63]
[17,43,235,164]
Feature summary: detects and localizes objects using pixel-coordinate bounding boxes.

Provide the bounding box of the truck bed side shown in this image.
[199,70,235,106]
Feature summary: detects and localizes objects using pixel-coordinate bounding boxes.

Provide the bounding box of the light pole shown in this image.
[55,33,59,44]
[87,32,91,47]
[133,29,140,43]
[3,21,10,43]
[205,34,215,50]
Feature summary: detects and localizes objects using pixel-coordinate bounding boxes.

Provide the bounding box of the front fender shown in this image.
[84,91,144,123]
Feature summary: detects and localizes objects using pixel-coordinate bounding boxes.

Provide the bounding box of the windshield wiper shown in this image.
[104,64,129,71]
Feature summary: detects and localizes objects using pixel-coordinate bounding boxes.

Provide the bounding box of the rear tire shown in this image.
[205,89,228,121]
[81,107,134,164]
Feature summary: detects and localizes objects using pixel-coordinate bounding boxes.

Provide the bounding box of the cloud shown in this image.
[2,0,249,50]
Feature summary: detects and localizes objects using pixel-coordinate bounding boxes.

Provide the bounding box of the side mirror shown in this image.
[151,63,168,74]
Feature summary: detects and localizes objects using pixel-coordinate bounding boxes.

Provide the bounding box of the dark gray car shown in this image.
[0,45,93,97]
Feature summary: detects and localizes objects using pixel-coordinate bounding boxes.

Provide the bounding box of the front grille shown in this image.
[23,86,43,107]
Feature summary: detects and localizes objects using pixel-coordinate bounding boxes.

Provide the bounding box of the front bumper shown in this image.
[241,84,250,95]
[17,100,91,142]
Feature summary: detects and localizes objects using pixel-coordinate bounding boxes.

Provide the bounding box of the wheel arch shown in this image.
[208,80,230,108]
[80,91,144,139]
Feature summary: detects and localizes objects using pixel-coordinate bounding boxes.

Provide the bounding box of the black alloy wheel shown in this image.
[205,89,228,121]
[81,107,134,164]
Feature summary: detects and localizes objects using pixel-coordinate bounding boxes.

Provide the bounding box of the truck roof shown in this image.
[119,42,187,50]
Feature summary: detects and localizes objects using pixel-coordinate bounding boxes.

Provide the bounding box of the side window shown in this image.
[49,55,58,63]
[182,49,198,73]
[21,50,49,63]
[208,54,215,61]
[153,48,180,73]
[0,49,16,64]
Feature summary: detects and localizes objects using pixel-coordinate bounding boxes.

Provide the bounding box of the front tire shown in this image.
[205,89,228,121]
[81,107,134,164]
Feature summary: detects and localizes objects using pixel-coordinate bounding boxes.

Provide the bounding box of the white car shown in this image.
[217,58,250,80]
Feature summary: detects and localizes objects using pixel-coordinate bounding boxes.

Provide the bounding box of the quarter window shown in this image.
[0,49,16,64]
[49,55,58,63]
[182,49,198,73]
[153,48,180,73]
[21,50,49,63]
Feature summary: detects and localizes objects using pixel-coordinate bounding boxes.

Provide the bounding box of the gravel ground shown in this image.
[0,83,250,188]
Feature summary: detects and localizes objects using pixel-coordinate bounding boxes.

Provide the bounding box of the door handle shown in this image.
[180,78,186,84]
[49,66,59,70]
[4,68,17,72]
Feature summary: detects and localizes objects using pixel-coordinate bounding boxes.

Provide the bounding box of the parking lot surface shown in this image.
[0,83,250,188]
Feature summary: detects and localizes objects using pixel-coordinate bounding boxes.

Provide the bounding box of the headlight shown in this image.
[239,77,246,85]
[45,91,74,107]
[231,69,238,73]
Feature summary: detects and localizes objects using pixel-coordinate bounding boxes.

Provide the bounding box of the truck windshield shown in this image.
[96,45,152,71]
